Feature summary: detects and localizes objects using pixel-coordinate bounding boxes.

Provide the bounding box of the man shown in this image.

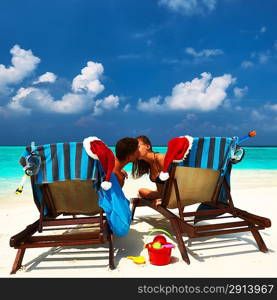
[113,137,139,187]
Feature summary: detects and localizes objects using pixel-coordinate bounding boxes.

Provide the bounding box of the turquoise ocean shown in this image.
[1,146,277,195]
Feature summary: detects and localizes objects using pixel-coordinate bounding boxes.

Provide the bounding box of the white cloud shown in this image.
[254,26,267,39]
[244,50,271,67]
[159,0,217,15]
[8,87,49,114]
[94,94,120,115]
[7,87,34,114]
[258,52,270,64]
[244,106,277,132]
[7,60,120,116]
[241,60,254,69]
[52,93,92,114]
[260,26,267,33]
[8,87,93,114]
[123,104,131,112]
[137,72,235,112]
[132,27,160,39]
[72,61,104,95]
[162,58,181,64]
[33,72,57,84]
[234,86,248,98]
[12,87,35,101]
[174,113,197,129]
[264,103,277,111]
[117,54,141,60]
[186,113,197,120]
[0,45,121,117]
[0,45,40,91]
[185,47,223,58]
[137,96,165,112]
[251,109,266,121]
[165,72,235,111]
[8,87,122,116]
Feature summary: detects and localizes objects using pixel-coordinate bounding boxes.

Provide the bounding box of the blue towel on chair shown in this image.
[98,173,131,237]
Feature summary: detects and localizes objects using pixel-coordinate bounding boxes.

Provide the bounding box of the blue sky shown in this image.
[0,0,277,146]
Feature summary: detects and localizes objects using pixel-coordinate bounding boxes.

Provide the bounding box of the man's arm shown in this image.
[113,158,127,187]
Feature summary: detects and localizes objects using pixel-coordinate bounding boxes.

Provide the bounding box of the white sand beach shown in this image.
[0,170,276,278]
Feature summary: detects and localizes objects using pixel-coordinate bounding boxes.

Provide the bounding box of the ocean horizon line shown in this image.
[1,144,277,148]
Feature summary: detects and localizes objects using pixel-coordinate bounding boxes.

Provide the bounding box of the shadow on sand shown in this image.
[20,215,272,273]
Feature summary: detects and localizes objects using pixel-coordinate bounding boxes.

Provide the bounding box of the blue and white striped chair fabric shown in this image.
[20,142,104,216]
[175,137,236,172]
[171,136,238,207]
[20,142,132,237]
[22,142,102,184]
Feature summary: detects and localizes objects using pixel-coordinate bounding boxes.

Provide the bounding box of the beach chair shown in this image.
[131,136,271,264]
[10,142,116,274]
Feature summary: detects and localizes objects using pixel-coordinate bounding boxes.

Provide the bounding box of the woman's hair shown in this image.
[132,135,153,179]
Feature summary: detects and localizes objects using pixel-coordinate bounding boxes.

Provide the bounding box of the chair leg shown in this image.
[131,199,138,221]
[251,229,268,253]
[107,230,115,270]
[10,248,26,274]
[169,218,190,265]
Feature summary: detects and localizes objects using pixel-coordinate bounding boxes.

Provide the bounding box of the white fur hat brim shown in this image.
[83,136,101,159]
[159,171,170,181]
[101,181,112,190]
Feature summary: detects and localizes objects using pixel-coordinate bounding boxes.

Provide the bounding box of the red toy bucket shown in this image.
[145,230,175,266]
[145,243,174,266]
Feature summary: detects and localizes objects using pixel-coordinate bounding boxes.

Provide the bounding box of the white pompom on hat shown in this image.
[83,136,115,190]
[159,135,193,181]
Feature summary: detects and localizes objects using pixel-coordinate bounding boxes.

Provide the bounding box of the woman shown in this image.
[132,135,165,200]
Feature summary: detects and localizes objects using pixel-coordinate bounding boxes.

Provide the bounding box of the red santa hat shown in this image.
[159,135,193,181]
[83,136,115,190]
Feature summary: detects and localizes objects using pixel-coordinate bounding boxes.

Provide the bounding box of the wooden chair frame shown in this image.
[131,166,271,264]
[10,182,115,274]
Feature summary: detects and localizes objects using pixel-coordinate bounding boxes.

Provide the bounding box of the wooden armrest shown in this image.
[10,220,39,247]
